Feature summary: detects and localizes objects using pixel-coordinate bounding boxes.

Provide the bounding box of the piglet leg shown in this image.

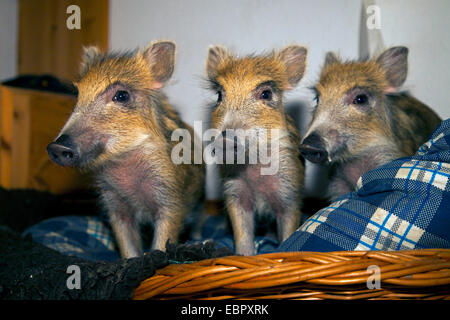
[102,191,142,259]
[151,208,184,251]
[277,206,301,243]
[110,215,142,259]
[226,198,255,256]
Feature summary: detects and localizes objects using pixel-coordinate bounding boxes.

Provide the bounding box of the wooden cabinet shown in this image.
[18,0,109,82]
[0,0,109,193]
[0,85,92,194]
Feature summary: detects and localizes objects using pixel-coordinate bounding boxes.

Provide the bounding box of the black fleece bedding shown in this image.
[0,188,232,300]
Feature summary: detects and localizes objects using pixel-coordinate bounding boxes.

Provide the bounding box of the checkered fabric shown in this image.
[192,214,280,254]
[278,119,450,252]
[23,215,119,261]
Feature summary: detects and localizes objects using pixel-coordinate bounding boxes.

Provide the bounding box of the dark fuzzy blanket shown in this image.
[0,226,231,300]
[0,188,232,300]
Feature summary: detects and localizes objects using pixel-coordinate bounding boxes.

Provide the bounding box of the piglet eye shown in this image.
[353,94,368,105]
[217,91,223,103]
[113,90,130,103]
[260,89,272,100]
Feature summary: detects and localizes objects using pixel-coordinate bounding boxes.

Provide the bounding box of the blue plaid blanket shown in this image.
[279,118,450,252]
[23,119,450,260]
[24,215,120,261]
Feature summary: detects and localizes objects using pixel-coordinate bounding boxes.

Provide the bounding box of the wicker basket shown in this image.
[133,249,450,300]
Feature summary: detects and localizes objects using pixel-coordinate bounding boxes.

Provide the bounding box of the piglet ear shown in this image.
[278,45,308,89]
[376,46,408,91]
[206,45,230,81]
[143,41,176,89]
[80,46,101,74]
[323,51,341,68]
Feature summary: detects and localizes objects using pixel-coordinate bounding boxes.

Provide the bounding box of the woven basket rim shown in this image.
[134,249,450,300]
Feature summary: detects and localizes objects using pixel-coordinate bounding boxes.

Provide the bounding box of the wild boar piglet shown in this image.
[47,41,205,258]
[206,45,307,255]
[299,47,441,200]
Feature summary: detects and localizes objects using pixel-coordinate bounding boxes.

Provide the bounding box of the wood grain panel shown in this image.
[0,86,92,193]
[18,0,108,81]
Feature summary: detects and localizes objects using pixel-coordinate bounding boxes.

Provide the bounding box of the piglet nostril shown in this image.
[312,151,325,161]
[62,151,74,159]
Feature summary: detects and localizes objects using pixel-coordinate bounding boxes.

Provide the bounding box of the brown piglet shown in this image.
[299,46,442,200]
[47,41,205,258]
[205,45,307,255]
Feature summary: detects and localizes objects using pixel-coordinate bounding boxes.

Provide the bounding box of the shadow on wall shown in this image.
[285,100,330,199]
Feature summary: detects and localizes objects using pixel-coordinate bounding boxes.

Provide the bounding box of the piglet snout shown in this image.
[299,132,328,164]
[47,134,80,167]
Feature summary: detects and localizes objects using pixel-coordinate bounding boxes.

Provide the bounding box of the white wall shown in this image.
[109,0,450,199]
[0,0,17,81]
[378,0,450,120]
